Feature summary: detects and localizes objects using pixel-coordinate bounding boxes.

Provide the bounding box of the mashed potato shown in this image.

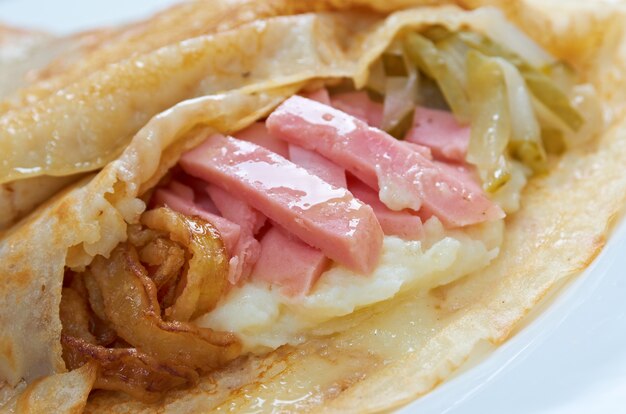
[196,217,504,352]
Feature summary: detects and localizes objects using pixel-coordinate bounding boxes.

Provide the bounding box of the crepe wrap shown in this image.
[1,0,626,412]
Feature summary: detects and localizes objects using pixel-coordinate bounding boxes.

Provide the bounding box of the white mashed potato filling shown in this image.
[196,216,504,352]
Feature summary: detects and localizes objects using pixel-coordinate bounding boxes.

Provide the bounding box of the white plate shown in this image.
[2,1,625,412]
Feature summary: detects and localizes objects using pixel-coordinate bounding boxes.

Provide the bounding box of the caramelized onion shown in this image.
[60,288,96,343]
[61,335,198,403]
[127,223,183,308]
[61,281,117,347]
[83,271,108,322]
[138,236,185,291]
[141,207,229,321]
[89,243,240,371]
[59,207,237,401]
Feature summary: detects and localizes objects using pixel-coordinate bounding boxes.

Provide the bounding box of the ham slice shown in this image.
[433,160,483,194]
[206,185,265,282]
[402,141,433,160]
[206,185,266,235]
[266,96,503,227]
[234,122,288,158]
[175,174,220,214]
[251,226,329,296]
[288,145,347,188]
[301,88,331,105]
[348,178,423,240]
[154,188,254,284]
[180,134,383,273]
[152,188,240,255]
[331,91,383,129]
[404,106,470,163]
[289,145,423,239]
[167,181,194,201]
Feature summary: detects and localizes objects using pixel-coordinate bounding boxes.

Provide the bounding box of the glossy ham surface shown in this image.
[266,96,503,227]
[288,144,347,189]
[180,134,383,274]
[159,92,506,295]
[235,121,288,158]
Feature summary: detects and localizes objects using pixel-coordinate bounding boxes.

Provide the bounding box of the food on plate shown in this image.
[1,0,626,412]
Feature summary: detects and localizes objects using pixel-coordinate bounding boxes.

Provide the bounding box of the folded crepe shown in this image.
[1,0,626,412]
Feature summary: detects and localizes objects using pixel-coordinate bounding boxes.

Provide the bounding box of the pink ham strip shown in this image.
[175,174,220,214]
[289,143,423,239]
[288,145,347,188]
[167,181,194,201]
[153,188,248,284]
[152,189,241,256]
[433,160,483,194]
[348,178,423,240]
[210,178,329,293]
[234,122,288,158]
[180,134,383,273]
[331,91,383,129]
[206,185,265,282]
[266,96,503,227]
[206,185,266,235]
[301,88,331,105]
[251,226,329,296]
[404,106,470,163]
[402,141,433,160]
[209,181,328,293]
[194,192,220,216]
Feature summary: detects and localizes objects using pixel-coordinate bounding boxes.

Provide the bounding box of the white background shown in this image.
[1,1,625,412]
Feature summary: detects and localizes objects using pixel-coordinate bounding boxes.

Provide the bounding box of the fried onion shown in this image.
[60,285,196,401]
[59,207,237,400]
[61,335,198,403]
[140,207,229,321]
[83,271,107,322]
[138,236,185,291]
[88,243,240,371]
[60,287,96,343]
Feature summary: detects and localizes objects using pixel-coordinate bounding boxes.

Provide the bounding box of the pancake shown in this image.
[1,1,625,412]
